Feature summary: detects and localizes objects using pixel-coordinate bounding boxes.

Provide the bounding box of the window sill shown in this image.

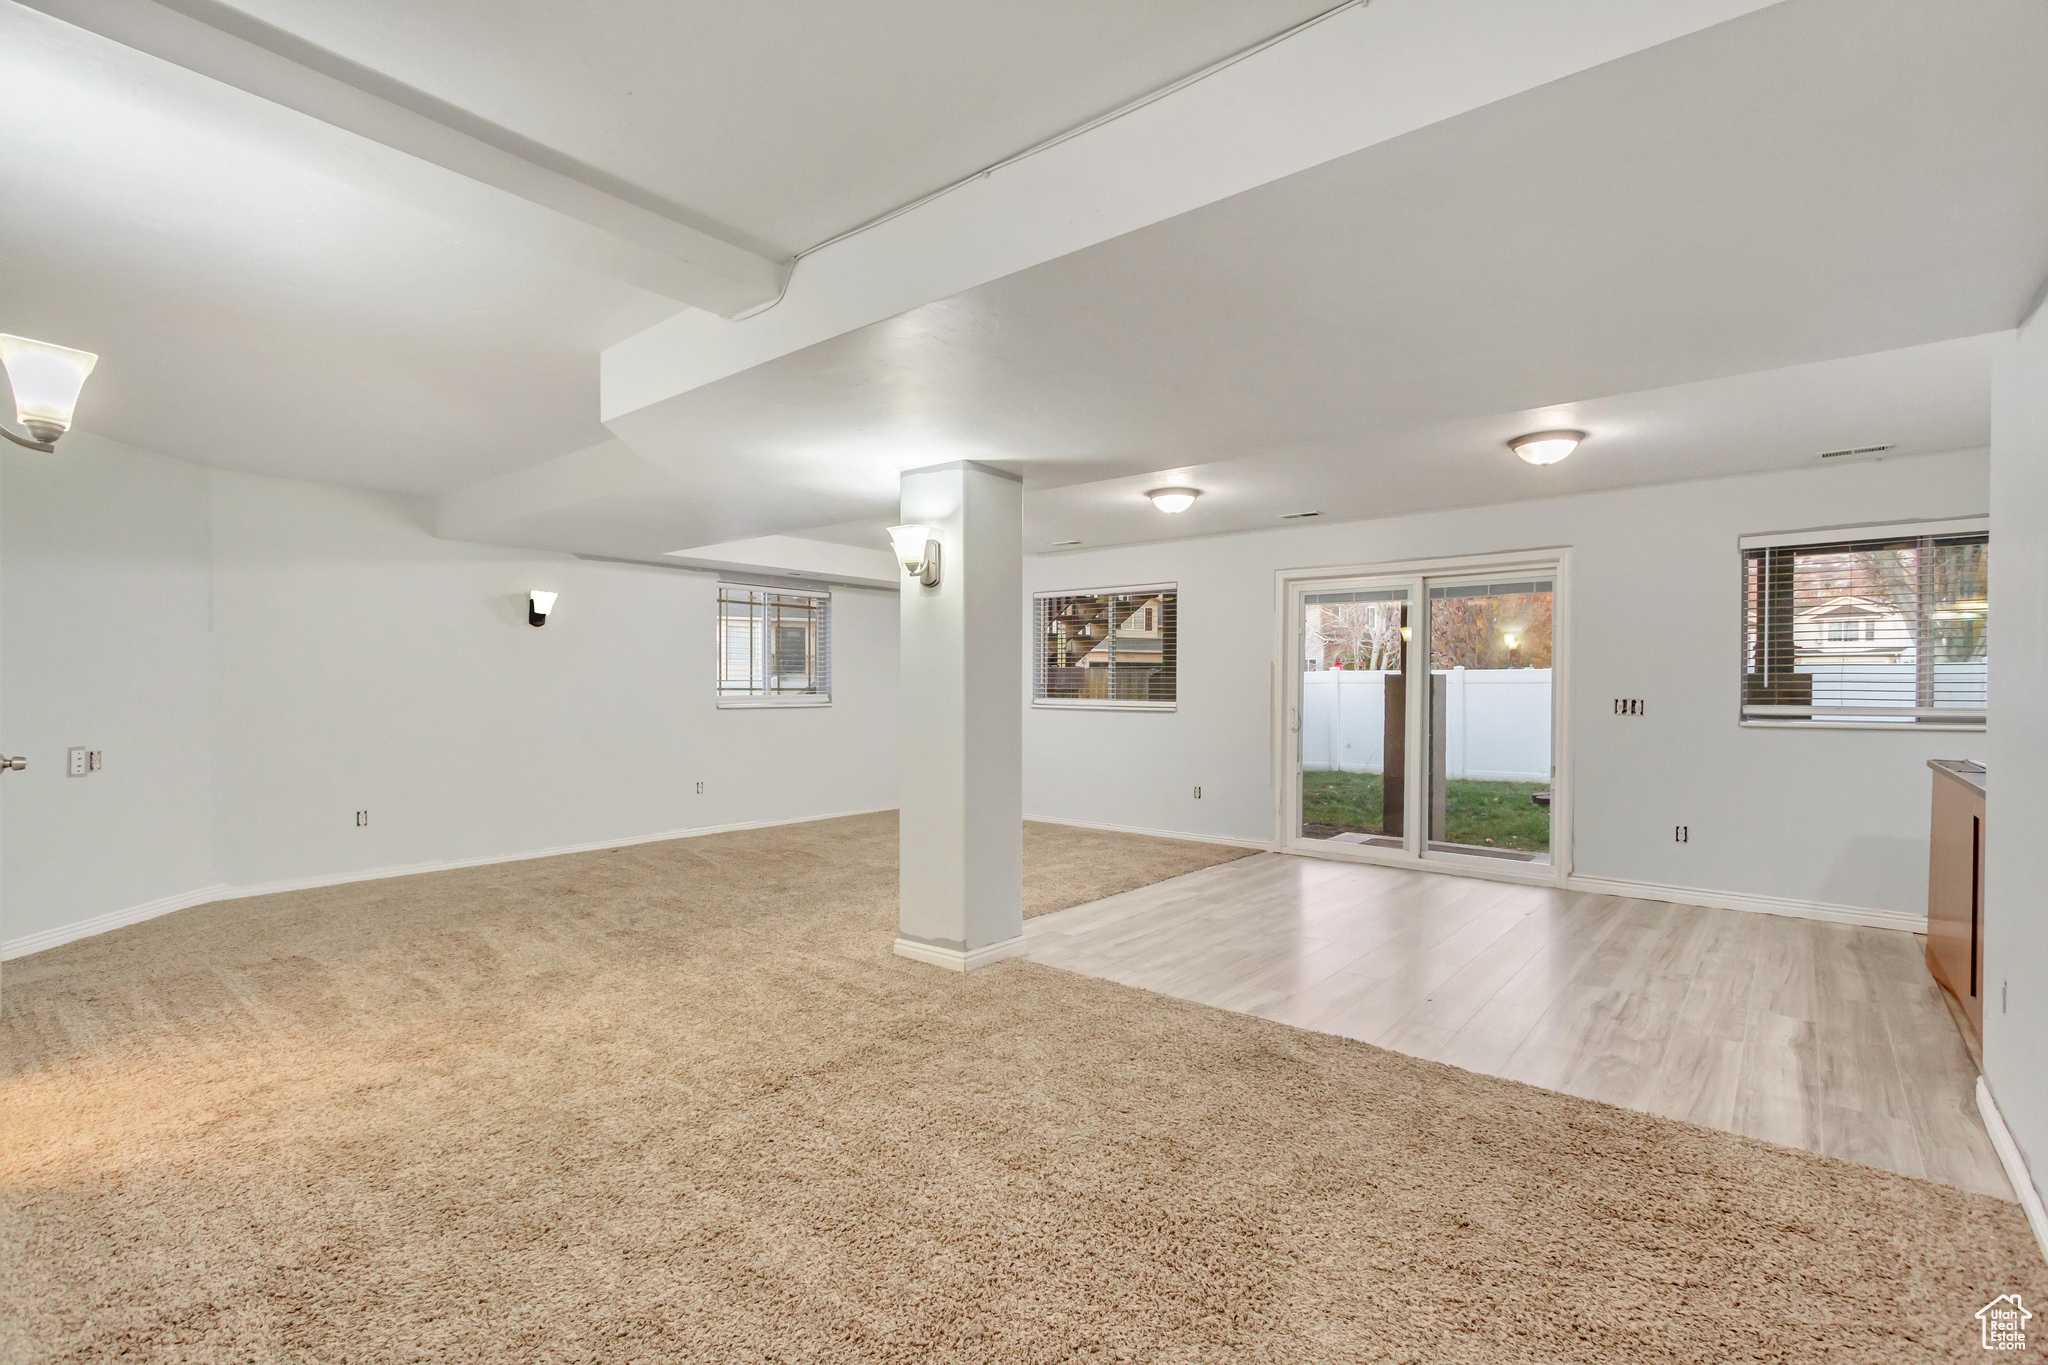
[1032,699,1176,712]
[1739,719,1984,732]
[717,697,832,709]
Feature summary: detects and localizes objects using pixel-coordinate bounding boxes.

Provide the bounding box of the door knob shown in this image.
[0,755,25,772]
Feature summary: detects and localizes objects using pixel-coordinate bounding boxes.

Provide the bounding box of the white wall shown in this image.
[0,438,216,939]
[1025,450,1989,917]
[2,433,899,955]
[1986,295,2048,1213]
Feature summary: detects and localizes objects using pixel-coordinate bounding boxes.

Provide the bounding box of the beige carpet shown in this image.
[1022,819,1255,918]
[2,812,2040,1363]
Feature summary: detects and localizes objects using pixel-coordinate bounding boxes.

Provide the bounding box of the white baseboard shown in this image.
[1565,873,1926,934]
[0,883,234,960]
[1978,1077,2048,1266]
[892,933,1031,973]
[1024,813,1273,851]
[1,807,896,961]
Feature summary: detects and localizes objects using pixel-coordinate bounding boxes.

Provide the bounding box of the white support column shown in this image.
[893,461,1026,972]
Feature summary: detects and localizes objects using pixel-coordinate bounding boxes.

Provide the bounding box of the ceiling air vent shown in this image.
[1051,539,1082,547]
[1817,444,1894,460]
[1281,510,1322,520]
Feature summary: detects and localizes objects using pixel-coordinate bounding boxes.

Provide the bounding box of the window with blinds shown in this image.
[1034,585,1177,709]
[717,585,831,706]
[1740,519,1986,726]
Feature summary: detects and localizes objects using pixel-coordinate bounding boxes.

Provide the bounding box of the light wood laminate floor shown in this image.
[1026,852,2013,1199]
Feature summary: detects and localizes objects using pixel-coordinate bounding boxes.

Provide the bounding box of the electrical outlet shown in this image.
[1192,785,1203,799]
[355,810,369,827]
[1674,825,1689,843]
[696,781,705,795]
[67,747,87,776]
[1613,698,1644,715]
[88,751,102,772]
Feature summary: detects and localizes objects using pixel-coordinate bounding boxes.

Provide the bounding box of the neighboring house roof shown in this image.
[1796,595,1902,621]
[1074,595,1166,669]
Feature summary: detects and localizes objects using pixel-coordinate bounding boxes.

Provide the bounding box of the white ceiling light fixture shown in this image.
[1146,487,1201,514]
[1507,429,1585,466]
[528,590,558,627]
[886,524,941,586]
[0,334,99,452]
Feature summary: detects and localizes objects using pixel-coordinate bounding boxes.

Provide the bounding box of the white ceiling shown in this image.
[1017,336,1998,551]
[215,0,1337,256]
[0,0,1335,495]
[597,0,2048,550]
[3,0,2042,560]
[0,3,674,493]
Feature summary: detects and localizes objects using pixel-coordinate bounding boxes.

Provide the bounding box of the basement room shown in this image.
[2,1,2045,1359]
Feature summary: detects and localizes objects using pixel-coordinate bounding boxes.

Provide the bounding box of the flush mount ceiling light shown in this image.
[1507,429,1584,466]
[1146,487,1200,514]
[529,590,557,627]
[0,334,98,451]
[886,524,941,587]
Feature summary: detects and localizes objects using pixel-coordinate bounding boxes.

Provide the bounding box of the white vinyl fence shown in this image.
[1301,668,1551,783]
[1804,661,1988,714]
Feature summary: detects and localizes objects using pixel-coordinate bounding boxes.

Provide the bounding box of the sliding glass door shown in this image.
[1296,583,1411,849]
[1286,557,1563,881]
[1423,576,1555,866]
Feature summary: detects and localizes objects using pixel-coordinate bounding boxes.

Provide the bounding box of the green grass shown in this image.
[1301,770,1387,834]
[1301,771,1549,853]
[1438,777,1551,853]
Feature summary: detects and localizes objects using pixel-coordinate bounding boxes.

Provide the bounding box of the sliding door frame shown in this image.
[1272,548,1573,889]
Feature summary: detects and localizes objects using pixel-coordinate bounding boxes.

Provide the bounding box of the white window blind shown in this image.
[717,585,831,706]
[1034,585,1176,709]
[1740,522,1986,725]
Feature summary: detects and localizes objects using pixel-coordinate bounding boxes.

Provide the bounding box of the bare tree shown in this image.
[1311,603,1405,669]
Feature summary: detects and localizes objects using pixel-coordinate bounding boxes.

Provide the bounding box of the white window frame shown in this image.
[1032,581,1178,712]
[1737,515,1987,731]
[716,583,832,709]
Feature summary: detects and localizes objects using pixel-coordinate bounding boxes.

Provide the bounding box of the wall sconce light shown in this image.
[529,590,557,627]
[1508,429,1584,466]
[1146,487,1200,513]
[887,524,941,587]
[0,334,99,452]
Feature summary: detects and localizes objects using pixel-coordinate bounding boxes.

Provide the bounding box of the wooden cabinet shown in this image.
[1926,760,1985,1052]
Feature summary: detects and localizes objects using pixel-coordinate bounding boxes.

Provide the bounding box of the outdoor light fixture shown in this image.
[887,524,941,587]
[1146,487,1200,513]
[1508,430,1584,466]
[529,590,557,627]
[0,334,98,451]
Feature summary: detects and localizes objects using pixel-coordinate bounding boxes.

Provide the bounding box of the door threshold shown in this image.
[1282,840,1566,889]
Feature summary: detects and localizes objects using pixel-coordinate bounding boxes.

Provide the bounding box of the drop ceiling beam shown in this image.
[600,0,1782,421]
[16,0,786,313]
